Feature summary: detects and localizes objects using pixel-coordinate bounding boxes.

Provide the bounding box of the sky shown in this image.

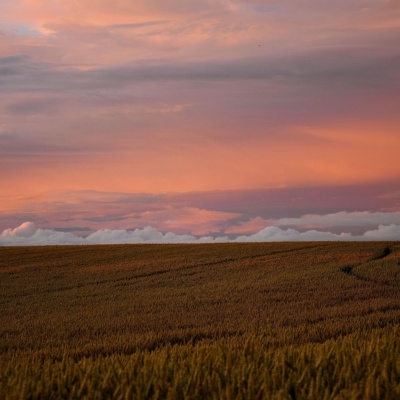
[1,0,400,244]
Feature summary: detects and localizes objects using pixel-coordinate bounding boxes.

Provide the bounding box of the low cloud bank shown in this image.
[233,224,400,242]
[1,221,399,246]
[272,211,400,228]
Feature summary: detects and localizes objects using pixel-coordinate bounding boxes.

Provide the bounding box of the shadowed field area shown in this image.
[1,242,400,399]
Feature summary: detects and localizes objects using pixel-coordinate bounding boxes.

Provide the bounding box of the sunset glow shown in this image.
[1,0,400,243]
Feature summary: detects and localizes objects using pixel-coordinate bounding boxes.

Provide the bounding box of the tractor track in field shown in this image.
[340,245,396,285]
[1,243,330,300]
[113,243,330,287]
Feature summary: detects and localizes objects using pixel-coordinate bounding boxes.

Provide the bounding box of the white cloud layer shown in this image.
[1,220,399,246]
[272,211,400,228]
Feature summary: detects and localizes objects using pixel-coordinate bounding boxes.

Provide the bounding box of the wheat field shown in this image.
[1,242,399,399]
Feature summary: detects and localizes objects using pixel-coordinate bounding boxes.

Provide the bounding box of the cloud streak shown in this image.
[2,48,399,93]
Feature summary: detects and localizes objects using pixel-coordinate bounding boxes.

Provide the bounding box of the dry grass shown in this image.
[0,242,399,398]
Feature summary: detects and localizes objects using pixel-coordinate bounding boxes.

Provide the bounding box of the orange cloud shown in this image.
[1,115,400,202]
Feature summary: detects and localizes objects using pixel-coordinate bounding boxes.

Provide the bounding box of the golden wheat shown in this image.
[0,242,399,398]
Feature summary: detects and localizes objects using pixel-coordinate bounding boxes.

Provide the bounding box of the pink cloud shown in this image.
[2,184,400,237]
[136,207,240,235]
[224,217,269,235]
[52,206,239,236]
[1,221,36,237]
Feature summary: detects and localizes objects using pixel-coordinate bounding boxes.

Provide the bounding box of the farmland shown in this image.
[0,242,399,399]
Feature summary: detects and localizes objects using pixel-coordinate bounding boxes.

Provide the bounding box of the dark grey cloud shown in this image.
[164,181,400,219]
[0,54,28,76]
[1,44,399,93]
[0,54,28,64]
[89,49,400,89]
[0,55,60,91]
[0,132,105,157]
[5,98,63,115]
